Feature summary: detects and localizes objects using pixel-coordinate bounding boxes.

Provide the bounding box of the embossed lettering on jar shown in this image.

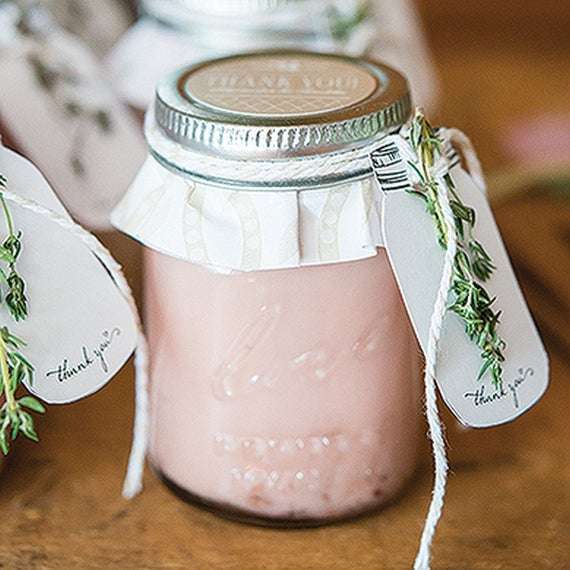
[113,51,423,526]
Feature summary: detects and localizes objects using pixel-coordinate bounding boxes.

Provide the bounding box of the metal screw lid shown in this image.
[153,51,411,162]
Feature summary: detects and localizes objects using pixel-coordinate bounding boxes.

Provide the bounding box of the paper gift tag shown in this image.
[371,136,549,428]
[0,145,137,404]
[0,5,145,230]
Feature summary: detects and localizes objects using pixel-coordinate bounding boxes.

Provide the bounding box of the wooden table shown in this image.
[1,4,569,569]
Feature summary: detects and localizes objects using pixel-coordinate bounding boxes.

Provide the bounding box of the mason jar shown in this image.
[107,0,438,114]
[113,51,423,526]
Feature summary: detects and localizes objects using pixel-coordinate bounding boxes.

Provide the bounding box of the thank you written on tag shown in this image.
[46,328,122,382]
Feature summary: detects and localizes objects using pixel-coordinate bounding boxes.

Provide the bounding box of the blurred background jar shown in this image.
[113,51,423,525]
[0,0,145,231]
[107,0,439,115]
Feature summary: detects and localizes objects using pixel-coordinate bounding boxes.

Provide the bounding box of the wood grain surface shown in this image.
[0,3,569,569]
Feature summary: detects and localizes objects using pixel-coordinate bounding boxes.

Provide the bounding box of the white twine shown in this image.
[372,125,479,568]
[0,188,150,499]
[145,111,402,188]
[146,116,487,195]
[443,127,487,194]
[412,159,457,570]
[412,127,488,568]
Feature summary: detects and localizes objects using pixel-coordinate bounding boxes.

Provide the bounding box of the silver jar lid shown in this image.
[153,51,411,166]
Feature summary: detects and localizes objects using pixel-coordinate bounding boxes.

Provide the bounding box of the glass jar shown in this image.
[107,0,438,114]
[113,51,423,526]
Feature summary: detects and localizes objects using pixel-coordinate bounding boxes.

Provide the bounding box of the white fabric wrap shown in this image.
[111,157,385,272]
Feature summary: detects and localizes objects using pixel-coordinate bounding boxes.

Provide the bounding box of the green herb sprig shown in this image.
[0,174,44,454]
[407,111,507,388]
[0,186,28,322]
[327,1,371,42]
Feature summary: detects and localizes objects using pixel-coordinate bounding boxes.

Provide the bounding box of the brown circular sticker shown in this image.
[182,53,380,118]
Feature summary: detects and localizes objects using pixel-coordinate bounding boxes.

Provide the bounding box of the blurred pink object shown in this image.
[502,113,570,166]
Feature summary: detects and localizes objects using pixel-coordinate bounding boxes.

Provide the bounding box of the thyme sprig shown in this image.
[327,1,371,42]
[407,111,506,388]
[0,180,28,321]
[0,327,44,454]
[0,174,44,454]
